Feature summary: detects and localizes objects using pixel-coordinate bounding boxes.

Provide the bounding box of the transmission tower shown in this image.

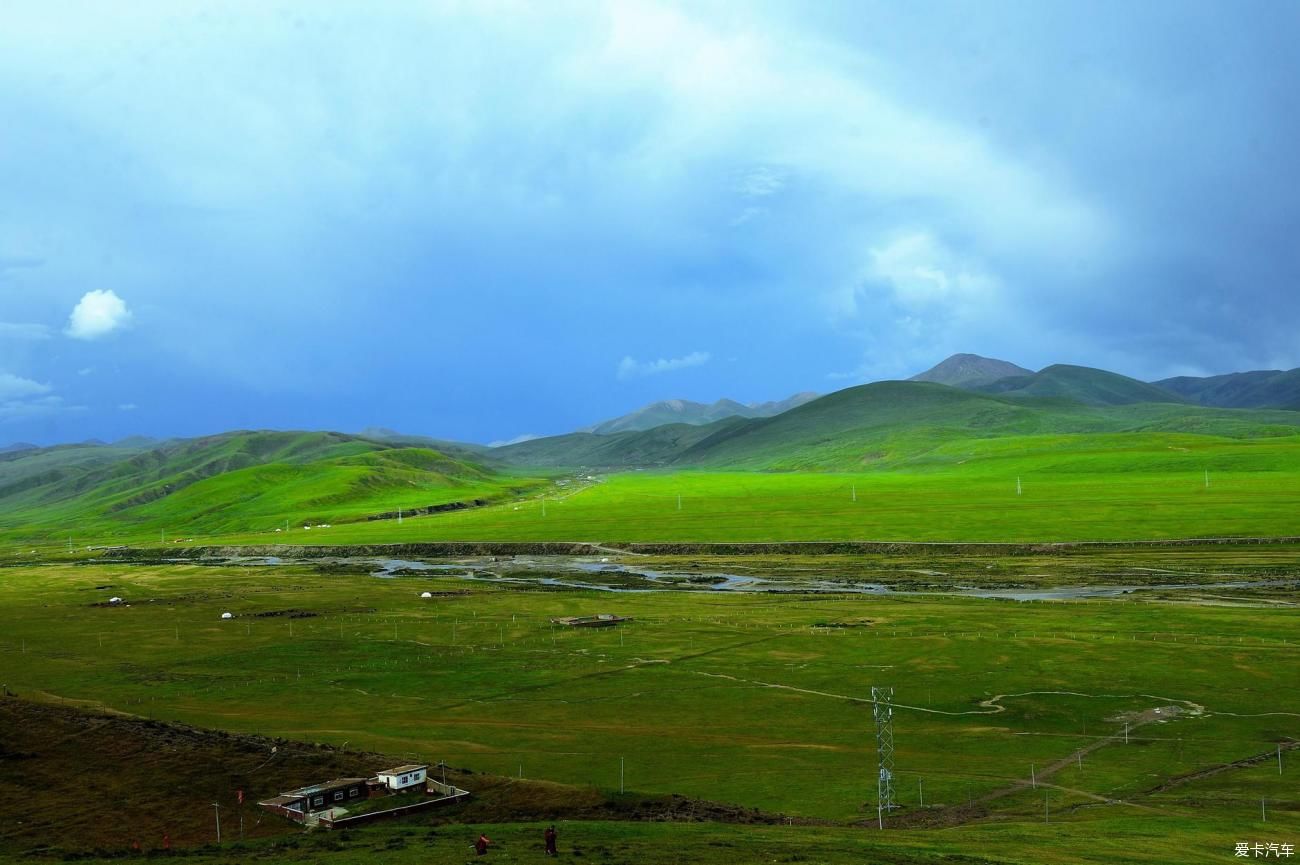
[872,686,897,828]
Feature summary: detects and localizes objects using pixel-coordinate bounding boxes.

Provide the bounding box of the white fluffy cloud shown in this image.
[66,289,132,340]
[617,351,711,380]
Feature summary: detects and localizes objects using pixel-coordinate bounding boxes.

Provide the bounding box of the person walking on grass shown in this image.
[544,825,558,856]
[475,833,492,856]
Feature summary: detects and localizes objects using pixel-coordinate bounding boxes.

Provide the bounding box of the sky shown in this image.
[3,0,1299,446]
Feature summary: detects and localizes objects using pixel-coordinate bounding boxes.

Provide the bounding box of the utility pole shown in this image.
[1205,469,1210,489]
[1031,763,1036,789]
[676,494,682,512]
[918,778,923,807]
[212,803,222,844]
[851,484,857,502]
[1016,477,1022,496]
[872,686,896,829]
[398,507,403,525]
[620,756,625,793]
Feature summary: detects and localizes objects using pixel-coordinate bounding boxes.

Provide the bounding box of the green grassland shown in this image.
[0,558,1295,863]
[0,430,545,547]
[3,382,1300,549]
[178,431,1300,546]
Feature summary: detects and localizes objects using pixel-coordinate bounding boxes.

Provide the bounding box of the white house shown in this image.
[375,764,428,792]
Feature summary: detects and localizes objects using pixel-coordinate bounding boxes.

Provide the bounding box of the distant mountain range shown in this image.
[583,354,1300,442]
[582,393,820,435]
[2,354,1299,536]
[1155,368,1300,410]
[495,374,1300,469]
[911,354,1300,410]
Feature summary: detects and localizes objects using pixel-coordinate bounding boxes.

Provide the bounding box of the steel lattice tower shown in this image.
[872,686,896,828]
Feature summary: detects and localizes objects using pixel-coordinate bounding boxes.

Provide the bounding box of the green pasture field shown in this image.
[179,433,1300,547]
[0,558,1295,862]
[5,432,1298,552]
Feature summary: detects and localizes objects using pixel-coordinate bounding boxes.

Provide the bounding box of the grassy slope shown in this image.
[977,364,1186,405]
[0,560,1294,861]
[0,431,542,544]
[4,384,1300,547]
[495,380,1300,472]
[497,417,751,467]
[1158,368,1300,410]
[203,431,1300,545]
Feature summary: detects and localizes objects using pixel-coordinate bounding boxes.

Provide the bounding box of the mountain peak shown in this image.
[583,391,820,435]
[909,354,1033,388]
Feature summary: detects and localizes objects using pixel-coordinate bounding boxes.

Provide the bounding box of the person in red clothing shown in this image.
[544,825,558,856]
[475,833,492,855]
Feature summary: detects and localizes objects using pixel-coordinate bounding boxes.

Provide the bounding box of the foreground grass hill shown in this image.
[0,430,540,543]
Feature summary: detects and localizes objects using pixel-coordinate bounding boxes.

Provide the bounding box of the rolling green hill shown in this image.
[0,430,540,543]
[495,379,1300,470]
[488,416,751,467]
[5,376,1300,546]
[976,364,1184,405]
[1155,367,1300,409]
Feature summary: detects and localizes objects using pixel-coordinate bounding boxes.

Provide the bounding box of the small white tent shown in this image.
[221,612,233,619]
[420,591,433,599]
